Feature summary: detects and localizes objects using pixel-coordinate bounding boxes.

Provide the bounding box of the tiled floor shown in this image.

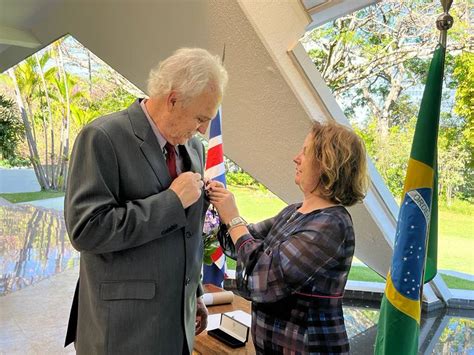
[0,267,77,354]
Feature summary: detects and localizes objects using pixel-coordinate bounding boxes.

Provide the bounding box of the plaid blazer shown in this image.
[233,204,355,354]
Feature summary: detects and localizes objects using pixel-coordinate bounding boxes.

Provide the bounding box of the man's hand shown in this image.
[195,297,208,335]
[170,172,204,209]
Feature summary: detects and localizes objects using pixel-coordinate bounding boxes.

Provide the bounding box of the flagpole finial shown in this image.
[437,1,454,47]
[440,0,453,13]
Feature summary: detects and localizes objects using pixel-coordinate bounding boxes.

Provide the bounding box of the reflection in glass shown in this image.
[432,317,474,354]
[0,204,79,296]
[344,306,379,338]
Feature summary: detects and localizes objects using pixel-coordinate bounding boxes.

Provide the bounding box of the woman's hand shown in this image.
[206,181,240,224]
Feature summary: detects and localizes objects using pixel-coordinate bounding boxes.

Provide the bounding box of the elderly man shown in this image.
[64,48,228,354]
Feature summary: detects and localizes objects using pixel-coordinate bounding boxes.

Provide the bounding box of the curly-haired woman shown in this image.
[208,121,369,354]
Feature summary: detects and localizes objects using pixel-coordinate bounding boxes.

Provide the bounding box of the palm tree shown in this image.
[35,50,57,185]
[3,41,87,191]
[6,68,48,188]
[49,42,88,190]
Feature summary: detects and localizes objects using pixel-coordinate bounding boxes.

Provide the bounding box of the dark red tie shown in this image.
[165,142,178,180]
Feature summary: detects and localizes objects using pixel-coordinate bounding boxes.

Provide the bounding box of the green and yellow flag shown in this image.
[374,43,445,355]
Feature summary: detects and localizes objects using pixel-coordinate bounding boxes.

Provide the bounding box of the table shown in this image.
[193,285,255,355]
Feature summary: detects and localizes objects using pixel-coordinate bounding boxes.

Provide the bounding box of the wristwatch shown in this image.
[226,216,247,230]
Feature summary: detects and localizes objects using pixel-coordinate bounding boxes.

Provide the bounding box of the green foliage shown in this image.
[435,318,474,353]
[0,95,25,163]
[88,87,136,119]
[439,198,474,216]
[438,133,470,203]
[355,117,415,198]
[452,51,474,167]
[304,0,472,201]
[227,172,261,187]
[203,236,219,266]
[0,157,30,168]
[226,170,269,193]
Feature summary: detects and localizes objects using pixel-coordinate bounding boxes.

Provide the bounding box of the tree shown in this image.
[6,67,49,188]
[1,39,90,190]
[0,94,24,163]
[303,0,471,134]
[0,35,142,191]
[303,0,473,200]
[452,51,474,168]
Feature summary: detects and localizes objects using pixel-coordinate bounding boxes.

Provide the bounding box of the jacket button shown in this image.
[185,277,190,286]
[185,231,192,238]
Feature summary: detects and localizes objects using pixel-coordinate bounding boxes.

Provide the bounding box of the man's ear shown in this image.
[167,91,178,111]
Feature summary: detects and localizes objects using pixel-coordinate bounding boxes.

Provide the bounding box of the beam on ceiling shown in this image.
[0,25,41,48]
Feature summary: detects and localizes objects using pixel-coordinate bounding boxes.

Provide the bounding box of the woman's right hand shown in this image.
[206,181,240,225]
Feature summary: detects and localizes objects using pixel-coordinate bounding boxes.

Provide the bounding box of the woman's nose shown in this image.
[293,152,302,164]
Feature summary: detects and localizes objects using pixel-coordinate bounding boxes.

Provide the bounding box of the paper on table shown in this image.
[224,310,251,328]
[207,314,221,331]
[206,310,252,331]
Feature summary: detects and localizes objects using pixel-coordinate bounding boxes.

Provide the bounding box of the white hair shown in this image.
[147,48,228,104]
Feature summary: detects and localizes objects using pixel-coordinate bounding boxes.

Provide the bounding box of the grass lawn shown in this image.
[228,185,287,223]
[440,273,474,291]
[437,209,474,275]
[348,266,385,283]
[0,190,65,203]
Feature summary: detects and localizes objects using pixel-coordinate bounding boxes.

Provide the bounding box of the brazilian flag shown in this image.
[374,44,445,354]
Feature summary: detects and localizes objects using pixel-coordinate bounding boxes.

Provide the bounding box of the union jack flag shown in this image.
[202,108,226,287]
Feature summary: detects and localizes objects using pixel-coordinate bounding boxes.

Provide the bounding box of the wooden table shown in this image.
[193,285,255,355]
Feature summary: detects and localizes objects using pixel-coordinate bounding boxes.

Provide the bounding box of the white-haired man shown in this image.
[64,48,228,354]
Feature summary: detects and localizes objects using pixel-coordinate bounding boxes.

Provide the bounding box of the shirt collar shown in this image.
[140,98,179,156]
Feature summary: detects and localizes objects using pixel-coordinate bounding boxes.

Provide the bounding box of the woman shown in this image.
[207,121,369,354]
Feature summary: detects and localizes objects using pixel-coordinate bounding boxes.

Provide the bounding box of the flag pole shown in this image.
[202,44,228,287]
[374,3,454,354]
[419,0,455,304]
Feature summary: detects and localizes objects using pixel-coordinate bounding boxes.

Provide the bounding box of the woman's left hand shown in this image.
[206,181,239,224]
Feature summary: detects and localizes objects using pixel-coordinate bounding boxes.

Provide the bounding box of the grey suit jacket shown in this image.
[64,100,208,354]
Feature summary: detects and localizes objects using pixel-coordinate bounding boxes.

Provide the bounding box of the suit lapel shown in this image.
[181,141,203,175]
[140,129,171,187]
[128,100,171,188]
[128,99,204,189]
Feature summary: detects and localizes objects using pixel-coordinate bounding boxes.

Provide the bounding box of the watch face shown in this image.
[232,217,241,224]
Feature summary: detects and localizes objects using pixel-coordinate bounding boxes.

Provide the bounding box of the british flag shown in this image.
[202,108,226,287]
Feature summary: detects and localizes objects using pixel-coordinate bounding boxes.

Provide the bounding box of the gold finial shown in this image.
[437,0,454,48]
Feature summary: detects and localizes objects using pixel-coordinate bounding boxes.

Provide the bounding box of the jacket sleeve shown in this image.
[247,216,277,240]
[64,124,187,254]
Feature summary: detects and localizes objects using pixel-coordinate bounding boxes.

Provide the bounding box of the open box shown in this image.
[208,313,250,348]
